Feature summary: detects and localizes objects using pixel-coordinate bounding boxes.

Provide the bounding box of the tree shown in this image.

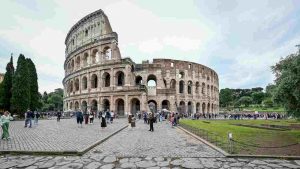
[251,92,265,105]
[251,87,264,92]
[238,96,252,107]
[263,98,273,108]
[11,54,30,115]
[26,58,39,110]
[265,84,276,98]
[219,88,233,108]
[0,56,14,111]
[272,52,300,118]
[47,94,63,111]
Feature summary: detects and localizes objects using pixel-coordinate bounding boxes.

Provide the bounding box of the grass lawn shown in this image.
[180,119,300,156]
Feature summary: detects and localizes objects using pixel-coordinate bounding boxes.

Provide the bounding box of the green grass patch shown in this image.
[180,119,300,155]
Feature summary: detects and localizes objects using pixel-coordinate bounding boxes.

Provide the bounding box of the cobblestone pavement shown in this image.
[0,118,127,152]
[87,120,223,158]
[0,120,300,168]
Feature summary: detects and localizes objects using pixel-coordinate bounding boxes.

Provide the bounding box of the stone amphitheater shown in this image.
[63,9,219,116]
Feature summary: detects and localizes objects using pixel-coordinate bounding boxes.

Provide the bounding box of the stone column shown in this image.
[110,95,114,111]
[125,94,129,114]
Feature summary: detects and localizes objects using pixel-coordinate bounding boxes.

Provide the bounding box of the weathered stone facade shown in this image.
[63,9,219,116]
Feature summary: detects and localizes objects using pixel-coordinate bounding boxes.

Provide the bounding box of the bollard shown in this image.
[228,132,233,154]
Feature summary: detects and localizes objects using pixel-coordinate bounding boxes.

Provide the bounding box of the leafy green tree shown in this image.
[11,54,30,115]
[251,92,265,104]
[263,98,273,108]
[219,88,233,108]
[265,84,276,98]
[0,56,14,111]
[272,52,300,118]
[47,93,63,111]
[26,58,39,110]
[238,96,252,107]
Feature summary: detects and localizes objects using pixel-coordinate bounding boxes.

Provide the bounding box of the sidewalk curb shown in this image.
[177,126,300,160]
[0,125,128,156]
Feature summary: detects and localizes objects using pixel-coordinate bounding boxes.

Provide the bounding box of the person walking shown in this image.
[34,111,40,125]
[89,111,94,124]
[57,111,62,122]
[76,109,83,128]
[24,109,33,128]
[105,110,111,124]
[149,112,154,132]
[0,111,13,140]
[110,110,114,123]
[101,114,107,129]
[131,115,136,128]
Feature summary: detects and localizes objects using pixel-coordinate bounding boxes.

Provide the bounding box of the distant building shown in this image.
[0,73,4,84]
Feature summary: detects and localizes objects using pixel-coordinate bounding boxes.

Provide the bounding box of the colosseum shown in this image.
[63,9,219,116]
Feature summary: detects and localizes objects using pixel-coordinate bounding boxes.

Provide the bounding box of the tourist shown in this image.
[34,111,40,125]
[110,110,114,123]
[84,111,89,124]
[89,111,94,124]
[76,109,83,128]
[143,111,147,124]
[24,109,33,128]
[57,111,62,122]
[0,111,13,140]
[149,112,154,132]
[101,114,107,129]
[128,113,132,127]
[131,115,136,128]
[105,110,111,124]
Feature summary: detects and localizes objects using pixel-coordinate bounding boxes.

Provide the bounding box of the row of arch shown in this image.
[66,98,218,116]
[66,47,112,74]
[66,72,218,98]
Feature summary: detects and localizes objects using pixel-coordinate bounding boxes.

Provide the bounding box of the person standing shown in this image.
[34,111,40,125]
[89,111,94,124]
[57,111,62,122]
[0,111,13,140]
[76,109,83,128]
[149,112,154,132]
[131,115,136,128]
[105,110,111,124]
[24,109,33,128]
[101,114,107,129]
[110,110,114,123]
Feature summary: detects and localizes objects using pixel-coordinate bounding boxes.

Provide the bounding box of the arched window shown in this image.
[71,60,75,71]
[116,71,125,86]
[147,75,157,87]
[91,74,98,88]
[75,78,79,91]
[82,76,87,90]
[202,83,205,94]
[188,81,192,94]
[103,72,110,87]
[69,81,74,93]
[91,49,98,64]
[83,53,88,66]
[76,56,80,69]
[104,47,112,60]
[135,76,143,85]
[195,82,200,94]
[207,85,210,96]
[179,80,184,93]
[170,79,176,89]
[178,71,184,79]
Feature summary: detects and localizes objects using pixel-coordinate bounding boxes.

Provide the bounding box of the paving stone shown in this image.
[100,164,115,169]
[135,160,156,168]
[157,161,169,167]
[25,166,38,169]
[147,167,160,169]
[0,161,19,169]
[229,162,244,167]
[181,161,203,169]
[170,159,184,166]
[250,160,267,165]
[119,158,129,163]
[258,166,272,169]
[200,158,221,168]
[280,163,300,169]
[103,156,117,163]
[129,157,142,163]
[120,162,137,169]
[39,161,56,168]
[84,162,102,169]
[154,157,164,162]
[16,159,38,168]
[59,163,84,169]
[56,160,72,166]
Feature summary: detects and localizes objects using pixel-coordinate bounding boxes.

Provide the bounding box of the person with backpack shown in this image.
[24,109,33,128]
[76,109,83,128]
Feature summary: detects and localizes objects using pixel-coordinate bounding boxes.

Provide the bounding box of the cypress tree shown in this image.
[26,58,39,110]
[0,56,14,111]
[11,54,30,115]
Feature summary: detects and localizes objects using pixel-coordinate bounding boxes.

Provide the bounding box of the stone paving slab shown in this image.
[86,120,223,158]
[0,118,127,153]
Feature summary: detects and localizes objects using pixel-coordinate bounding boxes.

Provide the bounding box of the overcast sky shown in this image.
[0,0,300,93]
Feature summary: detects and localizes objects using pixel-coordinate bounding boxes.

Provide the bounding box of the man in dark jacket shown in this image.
[24,109,33,128]
[149,112,154,132]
